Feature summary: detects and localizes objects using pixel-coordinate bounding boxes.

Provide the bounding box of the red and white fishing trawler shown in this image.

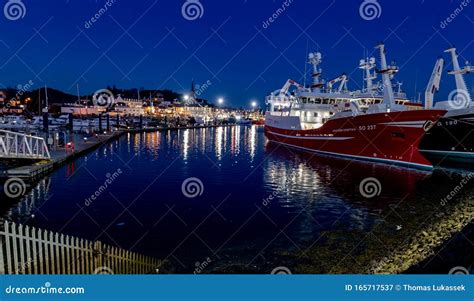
[264,43,446,170]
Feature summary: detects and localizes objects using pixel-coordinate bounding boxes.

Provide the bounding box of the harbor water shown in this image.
[1,126,473,274]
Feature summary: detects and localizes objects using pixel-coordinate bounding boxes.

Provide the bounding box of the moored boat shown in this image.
[419,47,474,166]
[265,43,447,170]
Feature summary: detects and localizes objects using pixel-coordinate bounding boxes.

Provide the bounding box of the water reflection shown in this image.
[5,177,52,220]
[215,127,224,161]
[0,126,472,273]
[248,126,257,161]
[183,129,189,161]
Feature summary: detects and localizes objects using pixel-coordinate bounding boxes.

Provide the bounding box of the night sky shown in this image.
[0,0,472,107]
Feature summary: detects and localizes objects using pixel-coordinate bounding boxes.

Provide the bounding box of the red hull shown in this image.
[264,110,446,169]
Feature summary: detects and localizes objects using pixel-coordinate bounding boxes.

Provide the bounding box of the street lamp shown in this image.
[183,94,190,101]
[218,98,224,105]
[251,101,257,108]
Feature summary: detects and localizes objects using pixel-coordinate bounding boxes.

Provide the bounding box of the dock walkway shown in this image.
[1,131,125,180]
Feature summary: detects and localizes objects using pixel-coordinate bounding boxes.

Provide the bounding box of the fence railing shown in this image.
[0,221,161,274]
[0,129,51,160]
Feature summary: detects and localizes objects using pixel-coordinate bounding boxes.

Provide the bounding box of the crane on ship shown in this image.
[424,47,473,109]
[424,58,444,109]
[278,79,304,96]
[326,73,348,93]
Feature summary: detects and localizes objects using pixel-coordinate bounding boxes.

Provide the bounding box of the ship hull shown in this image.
[264,110,446,170]
[420,112,474,166]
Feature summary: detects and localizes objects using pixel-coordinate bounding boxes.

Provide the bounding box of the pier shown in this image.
[0,124,240,180]
[0,130,50,161]
[1,131,124,180]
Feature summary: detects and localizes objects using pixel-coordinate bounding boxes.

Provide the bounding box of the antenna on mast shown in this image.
[445,47,472,107]
[375,42,398,110]
[303,39,309,88]
[76,84,80,103]
[308,51,324,92]
[359,54,377,93]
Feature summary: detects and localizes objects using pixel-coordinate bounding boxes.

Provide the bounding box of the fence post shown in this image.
[24,225,32,274]
[10,222,19,274]
[43,229,50,274]
[32,227,38,274]
[0,221,5,274]
[60,234,66,274]
[18,224,25,274]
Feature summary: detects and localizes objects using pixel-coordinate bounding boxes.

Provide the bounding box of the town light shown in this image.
[184,95,189,101]
[251,101,257,108]
[218,98,224,105]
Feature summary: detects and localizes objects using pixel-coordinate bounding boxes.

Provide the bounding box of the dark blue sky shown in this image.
[0,0,472,107]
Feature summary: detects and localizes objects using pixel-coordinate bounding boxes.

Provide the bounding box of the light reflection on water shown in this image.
[1,125,473,273]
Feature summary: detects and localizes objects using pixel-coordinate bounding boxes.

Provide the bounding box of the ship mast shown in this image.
[359,57,377,93]
[445,47,473,107]
[44,85,49,113]
[76,84,81,104]
[375,43,397,111]
[308,52,323,92]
